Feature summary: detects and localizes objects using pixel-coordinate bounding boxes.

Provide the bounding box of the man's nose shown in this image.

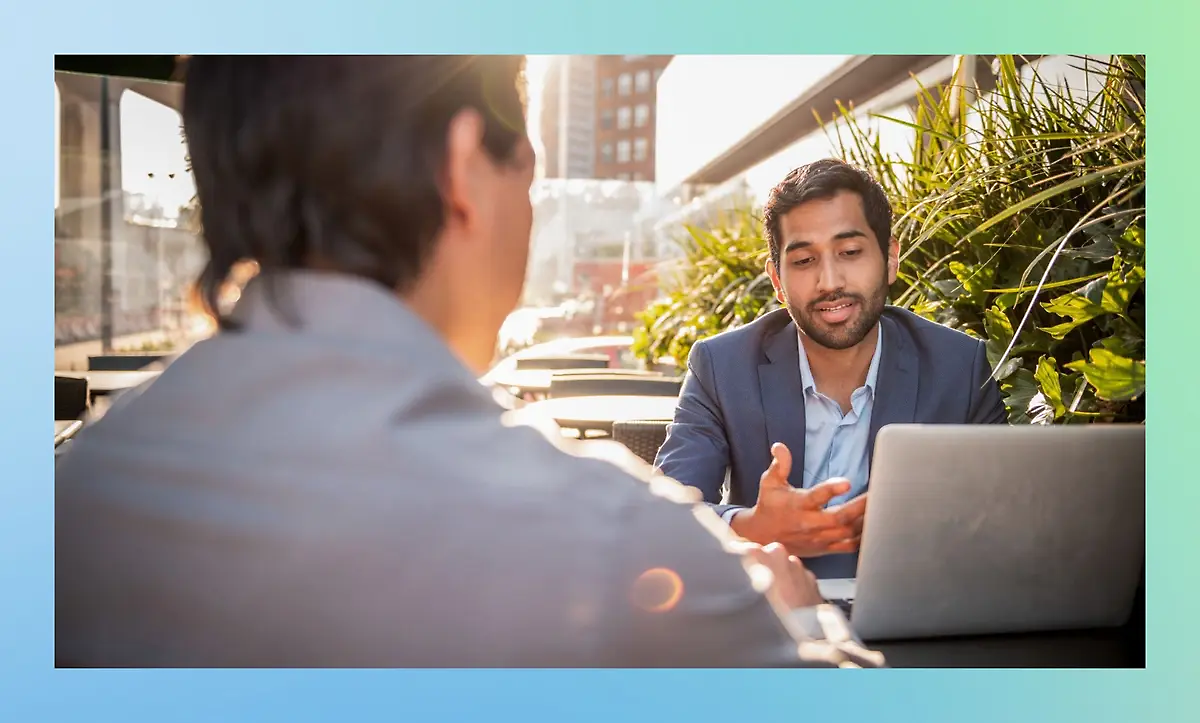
[816,256,845,295]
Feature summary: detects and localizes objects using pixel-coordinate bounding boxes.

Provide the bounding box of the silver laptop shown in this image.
[819,424,1144,641]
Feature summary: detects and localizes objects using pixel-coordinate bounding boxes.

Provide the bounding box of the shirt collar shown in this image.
[796,323,884,395]
[228,270,473,377]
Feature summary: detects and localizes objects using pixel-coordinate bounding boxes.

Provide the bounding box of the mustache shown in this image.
[808,292,862,310]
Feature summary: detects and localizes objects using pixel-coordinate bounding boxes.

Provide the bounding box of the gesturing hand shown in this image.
[729,443,862,558]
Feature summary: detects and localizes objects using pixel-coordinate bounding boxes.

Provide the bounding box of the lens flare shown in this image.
[631,567,684,613]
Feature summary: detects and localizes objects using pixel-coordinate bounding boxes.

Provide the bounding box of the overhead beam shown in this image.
[682,55,946,185]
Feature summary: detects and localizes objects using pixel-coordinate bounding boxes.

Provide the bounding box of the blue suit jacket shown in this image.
[654,306,1008,578]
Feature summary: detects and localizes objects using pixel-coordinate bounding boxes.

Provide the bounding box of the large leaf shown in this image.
[1001,368,1041,424]
[1064,348,1146,402]
[1040,290,1107,338]
[1033,356,1066,419]
[1100,266,1145,314]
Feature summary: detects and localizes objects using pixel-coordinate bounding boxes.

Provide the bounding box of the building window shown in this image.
[634,104,650,128]
[616,140,631,163]
[634,137,649,162]
[617,106,631,130]
[600,143,614,164]
[635,70,651,94]
[601,77,614,98]
[600,109,614,130]
[632,172,645,181]
[617,73,632,96]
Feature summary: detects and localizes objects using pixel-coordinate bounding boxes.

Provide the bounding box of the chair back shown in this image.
[612,419,670,465]
[55,375,90,420]
[88,353,170,371]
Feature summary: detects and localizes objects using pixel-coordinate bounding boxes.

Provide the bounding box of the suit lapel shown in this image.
[758,321,807,491]
[868,313,919,452]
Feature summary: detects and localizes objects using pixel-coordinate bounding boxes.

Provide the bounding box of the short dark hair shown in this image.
[761,159,892,269]
[181,55,528,324]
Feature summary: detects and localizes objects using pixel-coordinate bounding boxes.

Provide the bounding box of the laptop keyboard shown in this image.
[829,598,854,618]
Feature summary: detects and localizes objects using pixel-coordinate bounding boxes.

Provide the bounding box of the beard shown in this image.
[786,280,888,351]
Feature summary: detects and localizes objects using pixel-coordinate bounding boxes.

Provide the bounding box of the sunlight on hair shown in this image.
[480,56,528,136]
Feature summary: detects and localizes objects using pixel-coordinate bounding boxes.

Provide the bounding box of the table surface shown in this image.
[489,369,555,393]
[872,625,1141,668]
[57,369,161,392]
[520,394,679,428]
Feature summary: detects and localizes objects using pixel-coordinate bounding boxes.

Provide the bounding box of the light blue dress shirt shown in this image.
[722,324,882,523]
[795,324,882,507]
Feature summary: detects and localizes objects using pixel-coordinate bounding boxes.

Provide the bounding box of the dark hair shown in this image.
[761,158,893,270]
[181,55,528,325]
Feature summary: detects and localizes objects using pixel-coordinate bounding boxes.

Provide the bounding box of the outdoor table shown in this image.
[55,419,83,447]
[517,394,678,434]
[489,369,555,397]
[57,370,160,396]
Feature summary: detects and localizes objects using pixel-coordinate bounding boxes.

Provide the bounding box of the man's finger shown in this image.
[801,523,858,545]
[824,537,862,554]
[830,494,868,524]
[799,477,852,509]
[758,443,793,489]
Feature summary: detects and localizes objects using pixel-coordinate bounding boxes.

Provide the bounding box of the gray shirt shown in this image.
[55,271,882,668]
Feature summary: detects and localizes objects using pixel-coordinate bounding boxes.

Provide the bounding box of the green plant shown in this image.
[115,340,177,353]
[633,55,1145,424]
[631,210,778,365]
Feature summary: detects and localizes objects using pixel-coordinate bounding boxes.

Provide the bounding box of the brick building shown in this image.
[540,55,673,181]
[592,55,672,181]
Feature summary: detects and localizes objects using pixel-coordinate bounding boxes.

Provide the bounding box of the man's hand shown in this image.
[729,443,861,558]
[729,540,825,610]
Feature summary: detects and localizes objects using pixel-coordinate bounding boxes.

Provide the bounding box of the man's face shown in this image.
[767,190,898,351]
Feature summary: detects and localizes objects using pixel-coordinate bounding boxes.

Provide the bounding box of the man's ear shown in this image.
[886,237,900,285]
[766,258,786,305]
[442,108,488,234]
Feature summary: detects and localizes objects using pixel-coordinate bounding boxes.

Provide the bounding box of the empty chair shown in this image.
[548,374,683,399]
[514,354,610,371]
[55,375,91,421]
[612,420,670,465]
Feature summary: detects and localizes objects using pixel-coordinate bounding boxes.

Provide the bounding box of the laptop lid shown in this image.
[849,424,1144,641]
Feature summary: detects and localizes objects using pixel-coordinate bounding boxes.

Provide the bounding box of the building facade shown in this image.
[592,55,673,181]
[538,56,597,179]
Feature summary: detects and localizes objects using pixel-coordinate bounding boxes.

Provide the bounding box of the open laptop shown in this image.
[818,424,1144,641]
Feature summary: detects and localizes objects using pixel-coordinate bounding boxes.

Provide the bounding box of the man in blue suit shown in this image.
[655,159,1007,579]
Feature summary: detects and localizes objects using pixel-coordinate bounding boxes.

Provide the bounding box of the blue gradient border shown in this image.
[2,1,1190,721]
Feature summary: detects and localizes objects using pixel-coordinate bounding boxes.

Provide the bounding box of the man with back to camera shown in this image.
[54,56,884,667]
[655,159,1008,580]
